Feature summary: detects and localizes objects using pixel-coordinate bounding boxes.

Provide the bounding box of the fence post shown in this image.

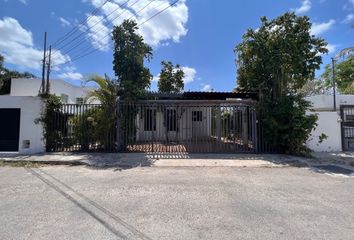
[253,108,258,153]
[242,107,249,149]
[116,98,121,152]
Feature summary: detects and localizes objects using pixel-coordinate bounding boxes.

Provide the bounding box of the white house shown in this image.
[0,78,95,154]
[10,78,94,104]
[306,94,354,152]
[135,105,212,142]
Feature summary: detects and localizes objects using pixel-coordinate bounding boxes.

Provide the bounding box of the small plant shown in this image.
[318,133,328,144]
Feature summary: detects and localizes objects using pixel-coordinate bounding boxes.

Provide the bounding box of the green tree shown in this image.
[0,54,36,95]
[235,12,328,154]
[112,20,152,101]
[158,61,185,93]
[321,56,354,94]
[83,74,118,149]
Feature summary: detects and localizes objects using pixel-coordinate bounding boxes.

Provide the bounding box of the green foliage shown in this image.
[71,108,101,150]
[318,133,328,144]
[112,20,153,101]
[0,54,36,95]
[76,74,119,149]
[234,12,326,154]
[259,95,318,154]
[158,61,185,93]
[37,95,63,151]
[322,56,354,94]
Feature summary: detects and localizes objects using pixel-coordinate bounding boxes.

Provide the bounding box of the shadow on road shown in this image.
[26,168,152,240]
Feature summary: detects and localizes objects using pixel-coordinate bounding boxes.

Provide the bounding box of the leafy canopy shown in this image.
[235,13,328,97]
[112,20,152,101]
[158,61,185,93]
[235,12,328,155]
[322,56,354,94]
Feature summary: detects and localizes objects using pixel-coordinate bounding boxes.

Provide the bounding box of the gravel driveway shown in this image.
[0,165,353,240]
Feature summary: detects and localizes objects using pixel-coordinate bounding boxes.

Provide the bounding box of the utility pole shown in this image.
[45,45,52,95]
[331,57,336,111]
[40,32,47,95]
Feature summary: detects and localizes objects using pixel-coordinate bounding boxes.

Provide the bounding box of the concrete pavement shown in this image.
[0,165,353,240]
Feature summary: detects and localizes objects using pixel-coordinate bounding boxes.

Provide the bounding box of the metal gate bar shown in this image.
[117,100,262,153]
[47,104,116,152]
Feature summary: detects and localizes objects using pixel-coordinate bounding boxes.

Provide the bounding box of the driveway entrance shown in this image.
[0,108,21,152]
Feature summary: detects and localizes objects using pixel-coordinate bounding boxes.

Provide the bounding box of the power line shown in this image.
[52,0,142,59]
[50,0,111,50]
[51,0,133,57]
[52,0,180,69]
[56,0,157,59]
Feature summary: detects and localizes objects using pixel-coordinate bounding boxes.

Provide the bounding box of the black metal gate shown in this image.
[117,100,266,153]
[47,104,116,152]
[341,105,354,151]
[0,108,21,152]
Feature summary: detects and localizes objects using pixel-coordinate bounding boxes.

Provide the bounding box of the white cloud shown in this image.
[0,17,70,70]
[18,0,27,5]
[310,19,335,35]
[86,15,110,51]
[58,71,83,81]
[59,17,71,27]
[351,0,354,6]
[293,0,311,14]
[181,66,196,84]
[326,43,337,54]
[200,84,212,92]
[84,0,189,49]
[343,13,354,23]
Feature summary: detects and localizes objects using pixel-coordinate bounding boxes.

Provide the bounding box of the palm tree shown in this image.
[86,74,119,109]
[83,74,119,149]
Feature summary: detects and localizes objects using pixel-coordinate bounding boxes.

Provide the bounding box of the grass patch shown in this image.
[0,160,43,168]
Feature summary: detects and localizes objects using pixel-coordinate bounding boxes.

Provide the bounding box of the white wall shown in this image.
[306,111,342,152]
[10,78,93,104]
[0,96,45,154]
[306,94,354,111]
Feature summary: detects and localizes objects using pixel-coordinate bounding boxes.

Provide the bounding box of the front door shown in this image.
[0,109,21,151]
[192,110,203,138]
[341,105,354,151]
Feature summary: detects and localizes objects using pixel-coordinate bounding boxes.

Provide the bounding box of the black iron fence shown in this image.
[47,104,116,152]
[341,105,354,151]
[46,100,271,153]
[117,100,270,153]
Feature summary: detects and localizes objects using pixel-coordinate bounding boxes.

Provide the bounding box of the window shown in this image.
[76,97,84,105]
[192,111,202,122]
[165,109,177,131]
[144,108,156,131]
[60,94,68,104]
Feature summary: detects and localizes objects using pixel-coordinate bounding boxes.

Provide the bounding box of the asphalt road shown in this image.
[0,165,353,240]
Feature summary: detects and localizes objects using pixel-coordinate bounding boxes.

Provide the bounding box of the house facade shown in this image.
[9,78,94,104]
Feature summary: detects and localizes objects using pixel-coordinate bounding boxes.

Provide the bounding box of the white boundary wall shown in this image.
[0,96,45,154]
[306,111,342,152]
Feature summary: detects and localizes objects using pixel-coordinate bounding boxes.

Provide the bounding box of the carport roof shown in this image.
[141,91,258,100]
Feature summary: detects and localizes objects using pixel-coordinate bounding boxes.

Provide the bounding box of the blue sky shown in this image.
[0,0,353,91]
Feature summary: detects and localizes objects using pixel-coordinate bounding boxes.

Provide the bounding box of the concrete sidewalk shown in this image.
[0,152,304,168]
[1,152,353,169]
